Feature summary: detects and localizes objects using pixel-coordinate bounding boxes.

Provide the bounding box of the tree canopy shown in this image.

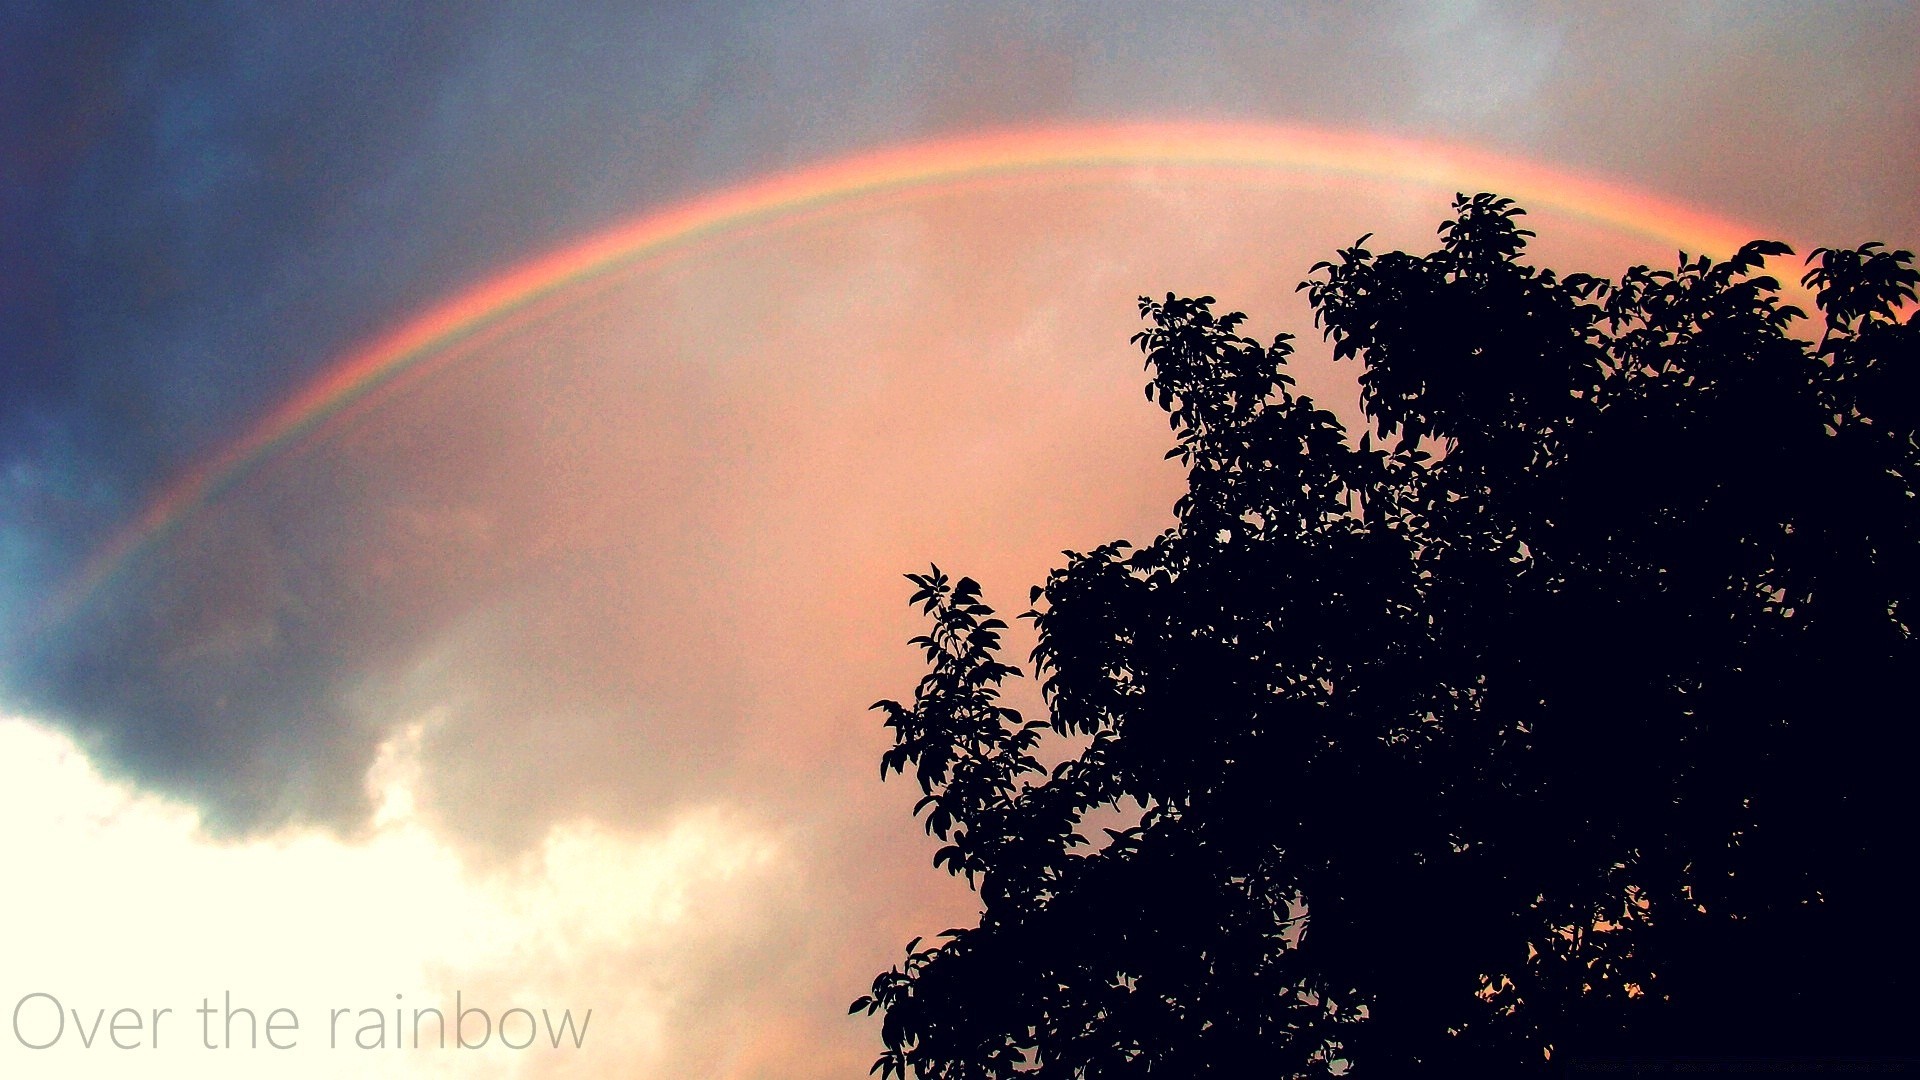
[853,194,1919,1076]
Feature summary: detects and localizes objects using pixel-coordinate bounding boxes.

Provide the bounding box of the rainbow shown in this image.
[47,120,1774,625]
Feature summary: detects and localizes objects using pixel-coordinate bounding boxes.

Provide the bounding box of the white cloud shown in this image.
[0,715,787,1078]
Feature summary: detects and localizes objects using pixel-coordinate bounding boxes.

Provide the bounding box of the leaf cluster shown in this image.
[857,194,1920,1076]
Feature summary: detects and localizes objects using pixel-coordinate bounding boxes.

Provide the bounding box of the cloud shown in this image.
[7,2,1913,611]
[0,713,797,1078]
[0,178,1493,1077]
[9,158,1747,843]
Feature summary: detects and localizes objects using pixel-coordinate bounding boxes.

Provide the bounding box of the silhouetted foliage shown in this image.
[853,194,1920,1076]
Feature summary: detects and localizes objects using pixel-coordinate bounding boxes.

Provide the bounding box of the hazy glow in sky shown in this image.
[3,4,1914,1076]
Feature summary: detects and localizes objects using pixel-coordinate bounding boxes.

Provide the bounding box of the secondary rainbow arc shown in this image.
[49,120,1773,625]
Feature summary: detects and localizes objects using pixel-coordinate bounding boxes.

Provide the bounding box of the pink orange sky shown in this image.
[48,121,1775,633]
[6,133,1821,1078]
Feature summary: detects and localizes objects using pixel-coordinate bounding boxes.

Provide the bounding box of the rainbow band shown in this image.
[48,120,1770,625]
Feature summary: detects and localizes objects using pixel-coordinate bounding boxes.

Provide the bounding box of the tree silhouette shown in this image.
[853,194,1919,1076]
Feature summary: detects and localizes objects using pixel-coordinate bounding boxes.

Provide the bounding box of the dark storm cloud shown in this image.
[3,2,483,595]
[3,0,1914,832]
[0,3,855,578]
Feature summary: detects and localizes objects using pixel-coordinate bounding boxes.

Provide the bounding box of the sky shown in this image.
[1,2,1915,1075]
